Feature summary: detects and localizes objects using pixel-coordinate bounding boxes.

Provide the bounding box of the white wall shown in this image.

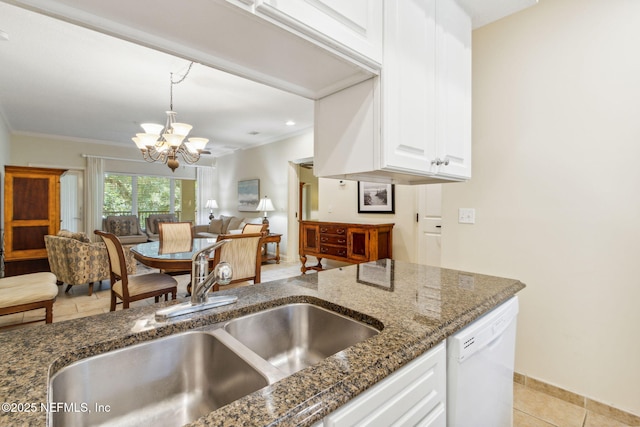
[216,130,314,259]
[441,0,640,415]
[318,179,416,262]
[0,116,10,257]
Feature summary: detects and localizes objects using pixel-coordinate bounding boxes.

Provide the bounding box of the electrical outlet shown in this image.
[458,208,475,224]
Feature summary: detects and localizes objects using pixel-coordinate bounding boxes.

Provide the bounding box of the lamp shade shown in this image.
[205,199,218,209]
[256,197,275,212]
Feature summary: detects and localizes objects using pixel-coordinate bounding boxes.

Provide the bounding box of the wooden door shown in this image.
[417,184,442,266]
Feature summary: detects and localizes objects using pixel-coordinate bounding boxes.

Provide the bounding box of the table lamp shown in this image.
[205,199,218,220]
[256,196,275,232]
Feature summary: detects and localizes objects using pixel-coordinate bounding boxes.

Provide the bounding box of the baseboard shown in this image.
[514,372,640,426]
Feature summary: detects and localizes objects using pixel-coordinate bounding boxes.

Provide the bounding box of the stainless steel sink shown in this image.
[48,331,269,427]
[224,303,380,376]
[49,303,380,426]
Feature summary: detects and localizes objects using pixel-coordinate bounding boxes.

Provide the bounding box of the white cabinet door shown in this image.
[434,0,472,179]
[322,342,446,426]
[381,0,438,176]
[256,0,383,66]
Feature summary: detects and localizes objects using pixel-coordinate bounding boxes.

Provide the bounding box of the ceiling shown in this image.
[0,2,315,158]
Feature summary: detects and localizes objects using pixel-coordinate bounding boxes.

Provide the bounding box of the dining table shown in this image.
[130,237,220,273]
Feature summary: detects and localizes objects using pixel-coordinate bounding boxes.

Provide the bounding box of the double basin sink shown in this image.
[49,303,380,426]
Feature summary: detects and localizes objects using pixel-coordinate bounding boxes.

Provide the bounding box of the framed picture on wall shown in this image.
[238,179,260,211]
[358,181,395,214]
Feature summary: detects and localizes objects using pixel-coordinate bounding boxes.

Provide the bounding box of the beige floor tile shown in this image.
[514,383,586,427]
[53,304,79,316]
[514,409,556,427]
[586,400,640,426]
[584,411,633,427]
[75,298,110,312]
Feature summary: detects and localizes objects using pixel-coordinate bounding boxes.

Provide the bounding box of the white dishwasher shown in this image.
[447,296,519,427]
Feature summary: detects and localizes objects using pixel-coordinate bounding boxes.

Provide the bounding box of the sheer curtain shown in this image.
[196,166,216,224]
[85,156,104,241]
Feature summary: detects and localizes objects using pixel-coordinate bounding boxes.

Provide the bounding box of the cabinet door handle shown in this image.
[336,228,346,234]
[337,239,346,244]
[431,158,450,166]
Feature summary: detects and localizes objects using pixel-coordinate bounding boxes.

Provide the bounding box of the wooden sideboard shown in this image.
[299,220,394,273]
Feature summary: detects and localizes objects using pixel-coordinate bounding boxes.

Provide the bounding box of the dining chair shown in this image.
[95,230,177,311]
[210,232,264,292]
[242,223,267,234]
[158,221,193,254]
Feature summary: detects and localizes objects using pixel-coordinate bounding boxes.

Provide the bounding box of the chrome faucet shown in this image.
[154,240,237,322]
[191,239,232,305]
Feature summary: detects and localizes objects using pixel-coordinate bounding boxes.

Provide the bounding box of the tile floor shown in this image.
[1,261,636,426]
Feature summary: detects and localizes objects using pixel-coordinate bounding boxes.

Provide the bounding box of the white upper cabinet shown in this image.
[434,0,472,179]
[315,0,472,184]
[255,0,383,68]
[381,0,439,176]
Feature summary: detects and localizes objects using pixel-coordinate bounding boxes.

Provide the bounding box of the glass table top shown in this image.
[131,238,220,261]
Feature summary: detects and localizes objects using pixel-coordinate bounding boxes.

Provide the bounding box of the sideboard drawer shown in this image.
[319,235,347,246]
[320,245,348,258]
[319,225,347,235]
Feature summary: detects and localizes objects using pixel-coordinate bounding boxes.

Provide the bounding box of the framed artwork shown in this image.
[358,181,395,214]
[238,179,260,211]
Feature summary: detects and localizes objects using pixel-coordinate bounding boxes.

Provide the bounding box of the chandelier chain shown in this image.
[169,62,194,111]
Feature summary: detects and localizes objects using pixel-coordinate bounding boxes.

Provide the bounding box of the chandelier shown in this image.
[132,62,210,172]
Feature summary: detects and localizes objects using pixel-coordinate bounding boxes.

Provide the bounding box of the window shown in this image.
[103,174,194,230]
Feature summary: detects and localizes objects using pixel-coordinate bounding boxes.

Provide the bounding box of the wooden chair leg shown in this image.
[65,284,72,293]
[45,300,53,323]
[88,282,93,297]
[154,296,160,303]
[110,292,117,311]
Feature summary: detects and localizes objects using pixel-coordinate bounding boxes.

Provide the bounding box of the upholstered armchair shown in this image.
[45,230,136,296]
[145,213,178,241]
[102,215,148,244]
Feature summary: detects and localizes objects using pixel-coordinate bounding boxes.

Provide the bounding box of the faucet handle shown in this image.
[214,261,233,286]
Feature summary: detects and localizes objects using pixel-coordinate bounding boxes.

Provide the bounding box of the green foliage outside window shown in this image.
[103,174,183,225]
[104,174,132,213]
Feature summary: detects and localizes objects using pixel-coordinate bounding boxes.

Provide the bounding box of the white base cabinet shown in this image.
[315,342,446,427]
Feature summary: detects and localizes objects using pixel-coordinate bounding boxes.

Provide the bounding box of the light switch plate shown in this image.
[458,208,475,224]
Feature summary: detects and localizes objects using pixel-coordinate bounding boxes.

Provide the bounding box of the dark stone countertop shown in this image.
[0,260,525,426]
